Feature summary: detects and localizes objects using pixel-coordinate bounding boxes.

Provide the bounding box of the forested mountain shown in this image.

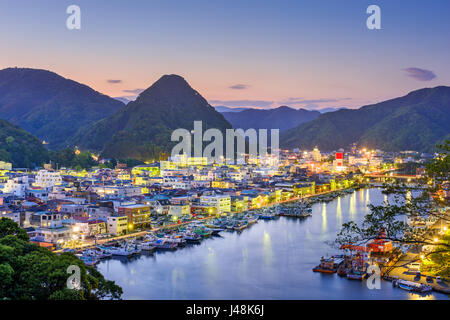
[0,119,49,168]
[71,74,232,160]
[222,106,320,131]
[0,68,124,148]
[281,86,450,152]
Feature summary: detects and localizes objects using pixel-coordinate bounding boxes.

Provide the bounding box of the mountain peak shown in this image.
[276,105,295,111]
[138,74,196,99]
[72,74,232,160]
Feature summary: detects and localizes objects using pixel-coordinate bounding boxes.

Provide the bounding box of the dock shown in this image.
[384,252,450,294]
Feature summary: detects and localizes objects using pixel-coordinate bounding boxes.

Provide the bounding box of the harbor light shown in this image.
[433,237,438,243]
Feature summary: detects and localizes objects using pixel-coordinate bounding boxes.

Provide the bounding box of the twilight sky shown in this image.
[0,0,449,110]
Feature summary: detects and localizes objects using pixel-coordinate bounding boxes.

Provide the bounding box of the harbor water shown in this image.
[97,188,449,300]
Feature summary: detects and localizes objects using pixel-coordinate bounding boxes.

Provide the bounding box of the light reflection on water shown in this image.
[321,203,327,232]
[349,191,356,218]
[263,231,273,267]
[97,188,448,300]
[336,197,342,227]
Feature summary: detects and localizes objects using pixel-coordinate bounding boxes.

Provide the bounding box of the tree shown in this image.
[335,140,450,277]
[5,136,14,144]
[0,218,29,241]
[49,148,97,170]
[0,218,122,300]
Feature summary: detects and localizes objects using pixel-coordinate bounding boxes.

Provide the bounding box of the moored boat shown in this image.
[98,244,140,257]
[393,279,433,293]
[313,256,343,273]
[78,254,100,266]
[148,238,178,251]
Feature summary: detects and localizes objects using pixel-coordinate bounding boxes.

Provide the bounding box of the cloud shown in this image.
[209,99,274,108]
[123,88,145,94]
[107,79,122,84]
[403,67,436,81]
[229,84,250,90]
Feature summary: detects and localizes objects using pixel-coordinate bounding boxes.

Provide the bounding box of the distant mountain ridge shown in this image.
[318,107,348,113]
[214,106,249,113]
[221,106,320,131]
[71,74,232,160]
[0,68,124,149]
[281,86,450,152]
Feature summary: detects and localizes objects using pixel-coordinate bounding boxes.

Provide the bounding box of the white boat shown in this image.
[137,241,156,252]
[84,248,112,259]
[77,254,100,266]
[393,279,433,293]
[162,234,187,246]
[99,245,140,257]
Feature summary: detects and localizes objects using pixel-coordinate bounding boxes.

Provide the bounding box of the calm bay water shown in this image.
[97,188,448,300]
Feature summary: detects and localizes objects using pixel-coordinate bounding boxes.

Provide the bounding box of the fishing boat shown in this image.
[78,254,100,266]
[233,222,248,232]
[337,264,348,277]
[246,217,258,225]
[161,234,187,247]
[146,238,178,251]
[137,241,156,252]
[203,225,225,235]
[98,244,140,257]
[83,248,112,259]
[258,213,276,220]
[183,231,202,243]
[393,279,433,293]
[346,269,367,280]
[192,226,213,238]
[312,256,343,273]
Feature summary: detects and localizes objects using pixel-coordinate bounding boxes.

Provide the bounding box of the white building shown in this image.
[200,195,231,214]
[168,204,191,217]
[34,170,62,188]
[29,212,71,244]
[2,175,30,197]
[93,185,141,198]
[163,177,191,190]
[107,215,128,236]
[312,147,321,162]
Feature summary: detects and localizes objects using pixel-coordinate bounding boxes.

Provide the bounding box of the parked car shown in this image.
[414,271,421,281]
[436,276,443,283]
[426,276,434,283]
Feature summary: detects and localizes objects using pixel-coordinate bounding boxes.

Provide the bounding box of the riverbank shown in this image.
[56,186,358,253]
[96,188,448,299]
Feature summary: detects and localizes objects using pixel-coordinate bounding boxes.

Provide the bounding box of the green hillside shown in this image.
[0,119,49,168]
[71,74,232,161]
[0,68,124,149]
[281,86,450,152]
